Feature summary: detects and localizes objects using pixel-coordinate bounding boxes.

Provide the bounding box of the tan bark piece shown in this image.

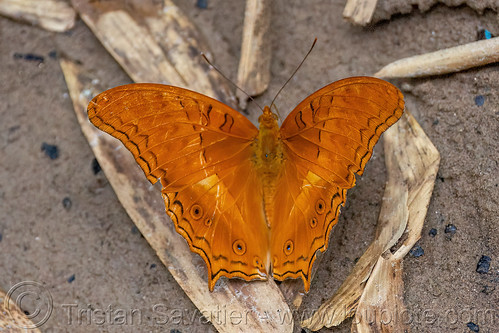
[371,0,498,24]
[71,0,236,107]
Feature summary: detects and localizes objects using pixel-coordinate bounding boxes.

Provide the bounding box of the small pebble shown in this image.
[48,50,57,59]
[150,263,157,269]
[476,255,491,274]
[437,174,445,182]
[67,274,75,283]
[0,233,2,242]
[131,226,140,234]
[474,95,485,107]
[429,228,437,237]
[477,29,493,40]
[196,0,208,9]
[481,285,495,295]
[444,224,457,235]
[409,244,424,257]
[62,197,72,210]
[92,158,102,174]
[170,329,181,333]
[466,321,479,332]
[41,142,59,159]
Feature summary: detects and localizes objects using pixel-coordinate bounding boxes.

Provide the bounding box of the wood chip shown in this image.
[0,0,75,32]
[302,110,440,331]
[343,0,378,25]
[375,37,499,79]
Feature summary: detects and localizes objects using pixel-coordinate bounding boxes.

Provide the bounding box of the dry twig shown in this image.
[375,37,499,78]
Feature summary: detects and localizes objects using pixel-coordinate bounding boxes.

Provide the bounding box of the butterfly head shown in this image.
[258,106,279,130]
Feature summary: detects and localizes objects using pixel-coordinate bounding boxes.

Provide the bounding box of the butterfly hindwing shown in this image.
[271,158,348,291]
[162,158,268,290]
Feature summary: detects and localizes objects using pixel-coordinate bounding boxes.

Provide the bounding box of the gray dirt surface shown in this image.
[0,0,497,332]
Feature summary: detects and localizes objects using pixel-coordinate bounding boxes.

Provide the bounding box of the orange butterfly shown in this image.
[88,76,404,291]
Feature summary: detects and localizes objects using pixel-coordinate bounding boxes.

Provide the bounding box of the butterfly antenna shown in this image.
[269,38,317,111]
[201,53,263,111]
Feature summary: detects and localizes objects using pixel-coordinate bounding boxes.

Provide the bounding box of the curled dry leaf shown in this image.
[302,111,440,332]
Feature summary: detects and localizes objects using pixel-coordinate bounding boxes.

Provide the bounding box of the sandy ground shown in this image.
[0,1,497,332]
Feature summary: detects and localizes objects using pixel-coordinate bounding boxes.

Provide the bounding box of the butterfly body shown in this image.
[88,77,404,291]
[253,106,284,225]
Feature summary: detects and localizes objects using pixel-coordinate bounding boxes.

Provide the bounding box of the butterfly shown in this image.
[88,76,404,292]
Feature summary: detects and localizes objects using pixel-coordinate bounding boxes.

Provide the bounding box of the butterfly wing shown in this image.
[88,84,269,290]
[272,77,404,291]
